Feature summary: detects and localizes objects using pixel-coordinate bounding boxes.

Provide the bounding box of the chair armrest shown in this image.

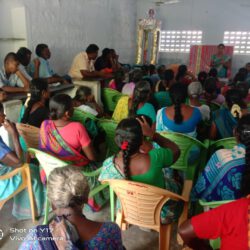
[82,167,102,177]
[181,180,193,202]
[0,165,26,180]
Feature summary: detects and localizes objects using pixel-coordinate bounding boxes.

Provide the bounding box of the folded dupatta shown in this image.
[39,120,90,167]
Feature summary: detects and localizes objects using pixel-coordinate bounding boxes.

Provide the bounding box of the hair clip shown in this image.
[121,141,129,150]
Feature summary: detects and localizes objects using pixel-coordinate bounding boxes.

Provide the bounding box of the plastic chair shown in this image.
[101,88,124,112]
[199,199,233,250]
[28,148,108,224]
[16,123,40,149]
[71,108,99,139]
[97,119,119,157]
[209,137,237,156]
[199,99,221,112]
[102,179,191,250]
[0,163,36,223]
[160,132,209,180]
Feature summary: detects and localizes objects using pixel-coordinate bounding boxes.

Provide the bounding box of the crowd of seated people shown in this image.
[1,40,250,250]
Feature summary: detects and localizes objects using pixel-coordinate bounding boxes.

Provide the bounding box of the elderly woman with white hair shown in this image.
[19,166,123,250]
[188,81,210,121]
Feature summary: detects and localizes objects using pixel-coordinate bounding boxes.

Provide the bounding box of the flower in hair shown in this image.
[121,141,129,150]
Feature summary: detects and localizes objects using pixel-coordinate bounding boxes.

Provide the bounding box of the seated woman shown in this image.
[19,166,123,250]
[156,83,202,138]
[197,71,208,87]
[99,117,182,223]
[188,82,210,121]
[203,77,225,105]
[175,65,196,85]
[112,80,156,124]
[121,69,143,96]
[0,103,45,219]
[21,78,50,127]
[211,89,248,139]
[72,86,102,117]
[154,69,174,108]
[236,81,250,105]
[192,114,250,202]
[39,94,108,211]
[108,68,125,92]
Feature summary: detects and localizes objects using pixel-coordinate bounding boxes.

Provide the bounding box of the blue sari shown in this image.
[192,144,245,201]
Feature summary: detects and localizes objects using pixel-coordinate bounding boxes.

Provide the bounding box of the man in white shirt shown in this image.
[69,44,110,79]
[16,47,32,81]
[0,52,30,93]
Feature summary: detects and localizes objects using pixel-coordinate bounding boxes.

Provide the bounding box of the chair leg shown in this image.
[159,224,172,250]
[177,202,189,245]
[26,167,37,223]
[43,196,50,225]
[110,186,115,222]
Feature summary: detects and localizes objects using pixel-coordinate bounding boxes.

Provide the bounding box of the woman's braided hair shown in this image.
[236,114,250,196]
[21,78,48,123]
[114,118,143,179]
[129,80,151,118]
[169,83,187,124]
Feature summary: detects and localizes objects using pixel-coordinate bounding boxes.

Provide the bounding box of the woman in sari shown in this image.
[19,166,123,250]
[210,43,231,78]
[192,114,250,202]
[99,117,183,224]
[39,94,108,211]
[0,103,45,219]
[112,80,156,124]
[211,89,248,139]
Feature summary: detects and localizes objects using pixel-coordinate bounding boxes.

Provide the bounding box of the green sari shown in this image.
[211,54,231,78]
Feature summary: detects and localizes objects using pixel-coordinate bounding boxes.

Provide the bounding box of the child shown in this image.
[73,86,103,116]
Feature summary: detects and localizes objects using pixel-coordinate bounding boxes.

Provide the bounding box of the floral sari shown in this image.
[39,120,108,212]
[211,54,231,78]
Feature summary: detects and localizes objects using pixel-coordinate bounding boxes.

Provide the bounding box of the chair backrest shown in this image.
[103,179,185,232]
[16,123,40,149]
[97,119,119,156]
[209,137,237,155]
[101,88,124,112]
[28,148,67,177]
[160,132,208,178]
[71,109,98,138]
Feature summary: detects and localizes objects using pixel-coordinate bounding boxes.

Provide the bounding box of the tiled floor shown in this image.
[0,201,182,250]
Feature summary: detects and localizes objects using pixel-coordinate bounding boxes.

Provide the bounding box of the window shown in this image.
[223,31,250,54]
[159,30,202,53]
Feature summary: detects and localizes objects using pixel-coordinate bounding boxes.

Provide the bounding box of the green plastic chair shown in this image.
[97,119,119,157]
[160,132,209,180]
[209,137,237,156]
[28,148,108,224]
[199,199,233,249]
[71,108,99,139]
[101,88,125,113]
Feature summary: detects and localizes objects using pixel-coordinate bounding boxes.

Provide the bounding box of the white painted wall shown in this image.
[137,0,250,74]
[0,0,136,74]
